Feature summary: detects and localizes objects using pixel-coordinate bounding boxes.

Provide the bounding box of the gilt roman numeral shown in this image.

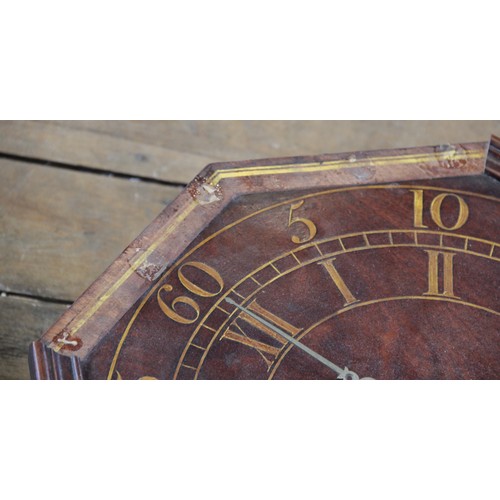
[423,250,458,298]
[318,258,359,306]
[221,300,301,367]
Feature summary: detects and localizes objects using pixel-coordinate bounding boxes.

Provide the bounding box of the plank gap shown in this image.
[0,290,73,306]
[0,151,188,188]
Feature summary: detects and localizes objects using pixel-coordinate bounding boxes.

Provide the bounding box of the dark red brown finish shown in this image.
[29,140,499,379]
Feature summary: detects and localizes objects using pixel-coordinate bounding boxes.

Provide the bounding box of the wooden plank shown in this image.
[0,159,182,301]
[0,121,216,184]
[2,121,499,183]
[0,295,69,379]
[46,120,500,164]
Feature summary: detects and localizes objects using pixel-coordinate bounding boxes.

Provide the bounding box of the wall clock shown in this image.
[29,137,500,379]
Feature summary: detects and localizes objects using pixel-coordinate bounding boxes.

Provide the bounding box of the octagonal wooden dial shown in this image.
[29,138,500,379]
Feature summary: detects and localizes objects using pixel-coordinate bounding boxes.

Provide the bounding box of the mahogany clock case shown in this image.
[29,138,500,380]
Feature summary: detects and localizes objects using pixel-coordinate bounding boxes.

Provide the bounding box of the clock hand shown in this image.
[225,298,373,380]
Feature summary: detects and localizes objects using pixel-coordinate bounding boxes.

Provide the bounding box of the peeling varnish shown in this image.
[434,144,469,169]
[125,244,167,283]
[188,176,223,205]
[52,328,82,352]
[135,260,167,282]
[349,166,376,180]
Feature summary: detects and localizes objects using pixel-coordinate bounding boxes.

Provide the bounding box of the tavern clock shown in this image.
[30,137,500,379]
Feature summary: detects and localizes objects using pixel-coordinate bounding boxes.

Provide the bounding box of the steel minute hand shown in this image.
[225,298,374,380]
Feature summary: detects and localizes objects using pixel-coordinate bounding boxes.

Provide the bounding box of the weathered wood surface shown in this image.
[1,121,498,379]
[0,295,68,379]
[0,153,181,379]
[1,121,499,183]
[0,158,182,301]
[0,121,215,184]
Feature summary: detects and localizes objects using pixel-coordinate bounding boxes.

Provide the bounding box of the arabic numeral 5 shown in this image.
[288,200,317,244]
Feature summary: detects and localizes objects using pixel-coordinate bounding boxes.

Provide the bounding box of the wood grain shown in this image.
[0,159,182,301]
[37,120,500,164]
[0,295,69,379]
[0,121,216,184]
[1,121,499,183]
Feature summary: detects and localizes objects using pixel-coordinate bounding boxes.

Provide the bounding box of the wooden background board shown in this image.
[1,120,499,379]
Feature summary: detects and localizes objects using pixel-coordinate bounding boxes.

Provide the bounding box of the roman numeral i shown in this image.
[318,258,358,307]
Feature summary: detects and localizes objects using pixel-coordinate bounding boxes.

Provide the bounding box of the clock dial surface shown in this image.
[88,175,500,380]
